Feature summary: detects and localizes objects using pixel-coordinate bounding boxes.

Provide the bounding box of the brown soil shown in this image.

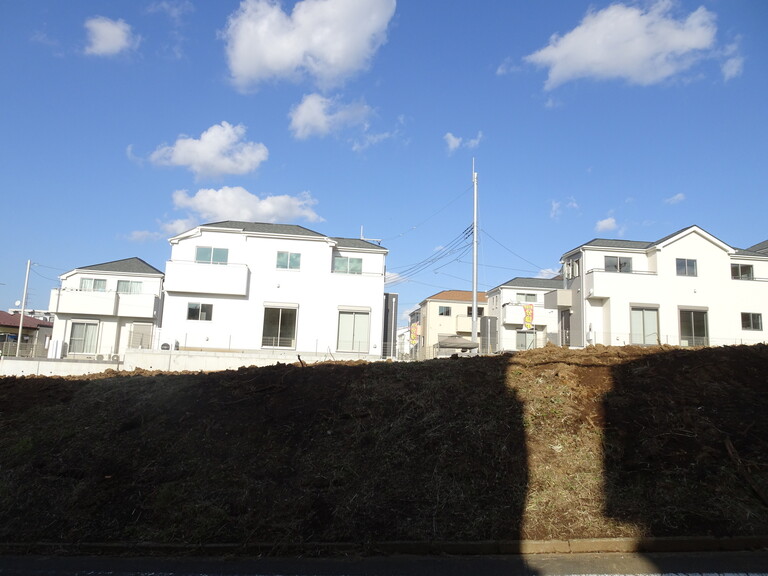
[1,344,767,552]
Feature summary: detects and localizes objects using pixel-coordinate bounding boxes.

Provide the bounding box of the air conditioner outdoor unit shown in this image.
[111,354,120,361]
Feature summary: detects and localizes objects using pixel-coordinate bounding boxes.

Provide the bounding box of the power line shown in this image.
[382,184,473,242]
[480,229,544,271]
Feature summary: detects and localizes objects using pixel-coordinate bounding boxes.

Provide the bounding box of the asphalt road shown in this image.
[1,551,767,575]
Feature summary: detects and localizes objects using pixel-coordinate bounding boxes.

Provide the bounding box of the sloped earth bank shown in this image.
[0,344,767,552]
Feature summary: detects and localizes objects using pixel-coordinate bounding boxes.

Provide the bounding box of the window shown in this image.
[605,256,632,273]
[438,306,451,316]
[117,280,142,294]
[680,310,708,346]
[466,306,484,316]
[631,308,659,345]
[276,251,301,270]
[337,311,370,352]
[742,312,763,331]
[731,264,754,280]
[187,302,213,321]
[516,331,535,350]
[196,246,228,265]
[333,256,362,274]
[79,278,106,292]
[128,322,153,348]
[262,307,297,348]
[676,258,697,277]
[516,293,537,302]
[69,322,98,354]
[572,259,580,277]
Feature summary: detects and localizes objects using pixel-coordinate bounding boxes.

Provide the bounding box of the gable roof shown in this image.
[75,257,163,275]
[331,237,388,252]
[421,290,488,305]
[201,220,326,238]
[491,276,563,291]
[747,239,768,254]
[0,311,53,330]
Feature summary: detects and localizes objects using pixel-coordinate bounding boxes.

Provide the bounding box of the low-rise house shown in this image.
[0,311,53,357]
[486,277,562,352]
[408,290,487,360]
[157,220,392,361]
[545,225,768,347]
[48,258,164,359]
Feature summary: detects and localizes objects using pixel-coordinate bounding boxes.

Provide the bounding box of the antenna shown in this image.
[360,225,382,245]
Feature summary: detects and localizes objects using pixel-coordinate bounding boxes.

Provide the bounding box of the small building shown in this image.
[408,290,487,360]
[0,310,53,357]
[48,258,164,359]
[486,277,562,352]
[545,225,768,347]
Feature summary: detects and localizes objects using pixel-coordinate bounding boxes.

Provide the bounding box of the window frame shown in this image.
[438,305,452,317]
[605,256,633,273]
[466,306,484,317]
[262,307,298,348]
[516,293,537,303]
[79,278,107,292]
[117,280,143,294]
[195,246,229,265]
[187,302,213,321]
[332,255,363,274]
[741,312,763,331]
[676,258,697,277]
[69,321,99,354]
[337,310,370,353]
[731,263,754,280]
[276,251,301,270]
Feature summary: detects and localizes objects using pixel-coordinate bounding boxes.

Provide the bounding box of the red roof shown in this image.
[0,311,53,330]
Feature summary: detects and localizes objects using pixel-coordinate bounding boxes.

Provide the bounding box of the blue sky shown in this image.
[2,0,766,325]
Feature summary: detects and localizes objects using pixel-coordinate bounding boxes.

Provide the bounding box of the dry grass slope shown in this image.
[1,344,767,552]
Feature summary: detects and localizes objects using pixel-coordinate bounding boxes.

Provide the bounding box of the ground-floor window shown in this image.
[128,322,153,349]
[741,312,763,331]
[69,322,98,354]
[337,311,370,352]
[262,307,297,348]
[630,307,659,345]
[680,310,708,346]
[516,330,535,350]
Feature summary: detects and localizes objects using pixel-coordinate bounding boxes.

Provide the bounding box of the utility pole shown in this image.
[16,259,31,357]
[471,160,478,349]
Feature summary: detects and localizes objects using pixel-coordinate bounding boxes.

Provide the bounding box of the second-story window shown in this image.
[731,264,754,280]
[605,256,632,273]
[516,293,537,302]
[438,306,451,316]
[80,278,107,292]
[276,251,301,270]
[196,246,228,265]
[676,258,697,277]
[466,306,484,316]
[333,256,362,274]
[117,280,142,294]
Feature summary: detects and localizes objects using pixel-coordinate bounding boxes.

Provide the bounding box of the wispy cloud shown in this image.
[525,1,724,90]
[149,122,268,178]
[444,131,482,154]
[222,0,396,92]
[664,193,686,204]
[289,93,372,139]
[550,197,579,219]
[84,16,141,56]
[595,216,618,232]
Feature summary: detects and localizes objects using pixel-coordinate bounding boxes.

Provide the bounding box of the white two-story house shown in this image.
[545,225,768,348]
[486,277,562,352]
[158,221,391,361]
[48,258,164,359]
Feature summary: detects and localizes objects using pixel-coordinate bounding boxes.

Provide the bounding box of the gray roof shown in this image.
[78,257,163,275]
[564,225,734,256]
[747,239,768,254]
[493,276,563,290]
[202,220,326,237]
[331,237,388,251]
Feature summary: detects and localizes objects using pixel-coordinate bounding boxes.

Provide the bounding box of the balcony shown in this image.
[502,303,539,326]
[584,269,657,299]
[50,289,117,315]
[116,293,159,319]
[544,289,572,309]
[164,261,249,296]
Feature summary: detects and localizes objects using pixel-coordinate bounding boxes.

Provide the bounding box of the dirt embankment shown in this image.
[1,344,767,549]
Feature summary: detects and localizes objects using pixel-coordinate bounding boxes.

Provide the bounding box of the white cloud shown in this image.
[550,196,578,219]
[444,131,482,154]
[150,122,268,178]
[525,1,717,90]
[496,57,520,76]
[537,268,560,279]
[171,186,323,224]
[664,192,686,204]
[84,16,140,56]
[289,93,371,139]
[721,41,744,81]
[222,0,396,91]
[595,217,618,232]
[147,0,193,24]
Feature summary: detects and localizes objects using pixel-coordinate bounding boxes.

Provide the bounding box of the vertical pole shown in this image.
[471,160,478,348]
[16,259,31,357]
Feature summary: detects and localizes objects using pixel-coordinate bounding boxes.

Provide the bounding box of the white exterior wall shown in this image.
[48,271,162,359]
[159,228,387,360]
[564,229,768,347]
[487,286,559,351]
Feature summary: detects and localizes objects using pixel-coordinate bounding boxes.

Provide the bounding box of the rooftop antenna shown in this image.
[360,225,382,245]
